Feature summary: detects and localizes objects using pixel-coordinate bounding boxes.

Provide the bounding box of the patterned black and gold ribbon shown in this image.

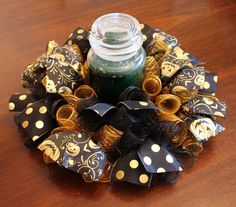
[22,41,84,95]
[38,131,107,182]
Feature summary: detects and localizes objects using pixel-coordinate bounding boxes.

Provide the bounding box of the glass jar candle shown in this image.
[87,13,146,103]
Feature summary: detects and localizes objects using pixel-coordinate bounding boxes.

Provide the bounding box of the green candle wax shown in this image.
[88,48,146,103]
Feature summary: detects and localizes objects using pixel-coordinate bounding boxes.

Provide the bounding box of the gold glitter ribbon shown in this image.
[62,84,98,112]
[147,40,170,64]
[56,104,79,131]
[81,61,90,84]
[181,131,203,155]
[158,113,187,146]
[94,125,123,152]
[142,74,162,101]
[156,94,181,114]
[144,56,160,77]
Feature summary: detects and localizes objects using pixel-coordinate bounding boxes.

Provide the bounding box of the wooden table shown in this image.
[0,0,235,206]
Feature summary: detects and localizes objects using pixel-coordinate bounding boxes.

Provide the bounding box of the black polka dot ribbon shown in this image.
[65,26,90,60]
[14,99,56,147]
[137,138,182,174]
[10,94,64,147]
[111,151,153,187]
[9,93,38,112]
[118,86,150,102]
[118,101,157,110]
[38,131,107,182]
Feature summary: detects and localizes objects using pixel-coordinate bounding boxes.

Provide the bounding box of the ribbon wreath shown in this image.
[9,23,226,187]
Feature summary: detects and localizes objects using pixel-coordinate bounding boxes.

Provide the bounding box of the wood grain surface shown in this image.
[0,0,235,206]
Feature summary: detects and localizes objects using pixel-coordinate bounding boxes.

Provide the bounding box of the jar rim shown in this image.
[89,13,143,59]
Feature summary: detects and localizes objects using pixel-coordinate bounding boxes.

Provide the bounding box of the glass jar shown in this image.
[87,13,146,103]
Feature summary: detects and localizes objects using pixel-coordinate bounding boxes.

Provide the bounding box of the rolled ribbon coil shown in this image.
[156,94,181,114]
[56,104,79,130]
[147,40,170,64]
[144,56,160,77]
[158,113,187,146]
[181,132,203,155]
[98,161,114,183]
[62,85,98,112]
[94,125,123,153]
[142,75,162,101]
[81,61,90,84]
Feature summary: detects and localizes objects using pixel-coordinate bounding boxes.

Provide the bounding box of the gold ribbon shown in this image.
[156,94,181,114]
[147,40,170,64]
[81,61,90,84]
[158,113,187,146]
[51,126,70,135]
[181,131,203,155]
[62,84,97,112]
[94,125,123,152]
[144,56,160,77]
[56,104,79,131]
[142,74,162,101]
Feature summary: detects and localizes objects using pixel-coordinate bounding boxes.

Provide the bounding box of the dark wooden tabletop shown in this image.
[0,0,236,206]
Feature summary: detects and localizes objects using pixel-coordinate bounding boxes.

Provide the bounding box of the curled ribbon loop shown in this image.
[181,131,203,155]
[156,94,181,114]
[62,84,98,112]
[147,40,170,64]
[158,113,187,146]
[94,125,123,154]
[142,75,162,101]
[56,104,79,131]
[144,56,160,77]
